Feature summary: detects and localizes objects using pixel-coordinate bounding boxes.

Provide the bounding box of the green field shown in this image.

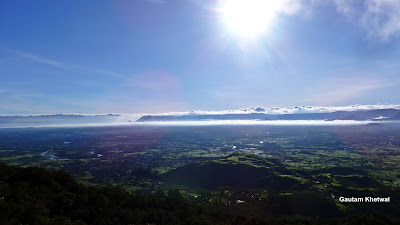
[1,124,400,221]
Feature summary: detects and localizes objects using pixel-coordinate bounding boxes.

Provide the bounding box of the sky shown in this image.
[1,0,400,114]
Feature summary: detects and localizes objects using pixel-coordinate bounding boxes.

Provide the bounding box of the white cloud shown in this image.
[278,0,305,15]
[3,104,399,118]
[206,0,400,41]
[6,49,126,79]
[7,49,66,68]
[136,120,374,126]
[333,0,400,41]
[273,0,400,41]
[135,104,400,116]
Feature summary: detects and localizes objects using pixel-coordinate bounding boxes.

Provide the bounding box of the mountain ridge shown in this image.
[163,152,302,190]
[137,109,400,122]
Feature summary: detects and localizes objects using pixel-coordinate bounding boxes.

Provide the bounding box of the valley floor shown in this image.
[1,124,400,222]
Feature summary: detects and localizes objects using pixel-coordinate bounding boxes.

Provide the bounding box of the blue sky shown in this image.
[1,0,400,114]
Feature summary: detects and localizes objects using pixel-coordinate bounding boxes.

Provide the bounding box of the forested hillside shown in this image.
[1,162,399,225]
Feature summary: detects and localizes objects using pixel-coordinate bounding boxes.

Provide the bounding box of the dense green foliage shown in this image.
[0,162,232,225]
[1,162,400,225]
[163,152,298,189]
[163,153,400,218]
[1,125,400,224]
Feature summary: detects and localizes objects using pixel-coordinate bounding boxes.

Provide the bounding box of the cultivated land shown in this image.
[1,124,400,221]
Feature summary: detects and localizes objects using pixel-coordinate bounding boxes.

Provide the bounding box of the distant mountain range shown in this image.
[137,109,400,122]
[1,107,399,128]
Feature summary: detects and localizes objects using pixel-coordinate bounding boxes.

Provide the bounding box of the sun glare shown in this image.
[218,0,282,39]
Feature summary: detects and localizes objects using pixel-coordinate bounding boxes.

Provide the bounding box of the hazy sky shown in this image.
[1,0,400,114]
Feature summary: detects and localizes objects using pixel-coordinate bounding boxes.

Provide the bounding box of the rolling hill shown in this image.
[163,152,303,189]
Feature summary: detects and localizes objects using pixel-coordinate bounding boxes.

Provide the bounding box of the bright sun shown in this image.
[218,0,283,39]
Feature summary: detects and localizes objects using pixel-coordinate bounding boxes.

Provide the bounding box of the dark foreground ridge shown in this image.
[1,162,400,225]
[163,152,299,189]
[137,108,400,122]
